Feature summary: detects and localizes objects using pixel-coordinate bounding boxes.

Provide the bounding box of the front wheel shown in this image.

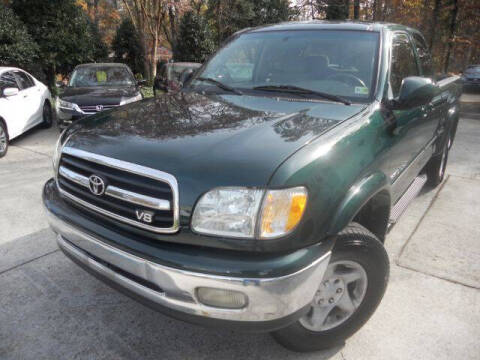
[272,223,389,352]
[0,121,8,158]
[42,102,53,128]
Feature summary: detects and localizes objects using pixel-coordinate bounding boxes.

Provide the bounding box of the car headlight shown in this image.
[191,186,307,239]
[58,99,77,110]
[120,94,142,106]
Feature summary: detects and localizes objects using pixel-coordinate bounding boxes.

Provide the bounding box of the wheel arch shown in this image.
[328,172,391,242]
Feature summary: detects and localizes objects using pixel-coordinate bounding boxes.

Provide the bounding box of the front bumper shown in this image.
[44,181,331,330]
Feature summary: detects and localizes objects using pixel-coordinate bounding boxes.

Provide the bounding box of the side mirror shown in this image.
[390,76,435,110]
[3,87,19,97]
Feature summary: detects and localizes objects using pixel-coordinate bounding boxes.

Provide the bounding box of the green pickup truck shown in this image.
[43,22,461,351]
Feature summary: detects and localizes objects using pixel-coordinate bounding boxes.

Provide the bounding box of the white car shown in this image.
[0,67,53,158]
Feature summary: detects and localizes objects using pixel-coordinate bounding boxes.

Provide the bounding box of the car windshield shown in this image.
[69,66,135,87]
[192,30,380,102]
[465,66,480,74]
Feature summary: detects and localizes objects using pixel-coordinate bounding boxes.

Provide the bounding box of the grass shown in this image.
[141,86,154,99]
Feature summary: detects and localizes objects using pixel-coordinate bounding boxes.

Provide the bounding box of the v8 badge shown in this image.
[135,209,154,224]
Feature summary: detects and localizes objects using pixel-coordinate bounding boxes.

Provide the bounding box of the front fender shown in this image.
[328,172,391,236]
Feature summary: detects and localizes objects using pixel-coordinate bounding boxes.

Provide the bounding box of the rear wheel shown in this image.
[0,121,8,158]
[42,102,53,128]
[272,223,389,352]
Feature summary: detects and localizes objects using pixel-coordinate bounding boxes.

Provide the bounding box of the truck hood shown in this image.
[65,91,365,207]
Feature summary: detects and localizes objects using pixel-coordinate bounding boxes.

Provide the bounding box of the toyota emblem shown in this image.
[88,175,106,196]
[96,105,104,112]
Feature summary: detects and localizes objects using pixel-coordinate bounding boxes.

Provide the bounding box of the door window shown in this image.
[14,71,35,90]
[0,72,19,91]
[390,33,419,97]
[412,33,434,78]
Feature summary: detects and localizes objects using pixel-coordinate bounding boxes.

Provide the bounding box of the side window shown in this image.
[14,71,34,90]
[412,33,434,78]
[390,33,419,97]
[0,72,18,91]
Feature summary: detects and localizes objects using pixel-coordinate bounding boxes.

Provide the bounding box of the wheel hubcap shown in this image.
[299,260,368,331]
[0,126,6,152]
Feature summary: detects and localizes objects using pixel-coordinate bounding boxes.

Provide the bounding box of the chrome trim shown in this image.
[46,211,331,322]
[58,147,179,233]
[59,166,90,187]
[107,185,170,211]
[59,166,171,211]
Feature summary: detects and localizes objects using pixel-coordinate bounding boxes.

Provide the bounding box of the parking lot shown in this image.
[1,100,479,359]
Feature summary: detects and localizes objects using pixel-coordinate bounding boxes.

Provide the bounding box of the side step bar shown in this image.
[388,174,427,230]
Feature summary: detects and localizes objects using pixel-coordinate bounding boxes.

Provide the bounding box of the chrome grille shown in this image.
[57,147,179,233]
[79,104,118,114]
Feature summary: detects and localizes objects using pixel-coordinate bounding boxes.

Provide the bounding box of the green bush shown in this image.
[0,4,39,70]
[112,18,145,76]
[176,11,215,63]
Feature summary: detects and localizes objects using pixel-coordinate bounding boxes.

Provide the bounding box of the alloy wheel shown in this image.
[299,260,368,332]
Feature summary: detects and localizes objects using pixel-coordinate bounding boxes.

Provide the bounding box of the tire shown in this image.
[426,134,450,187]
[271,223,389,352]
[42,102,53,128]
[0,120,8,158]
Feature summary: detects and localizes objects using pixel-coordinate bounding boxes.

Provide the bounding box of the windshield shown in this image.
[69,66,135,87]
[465,66,480,74]
[192,30,380,102]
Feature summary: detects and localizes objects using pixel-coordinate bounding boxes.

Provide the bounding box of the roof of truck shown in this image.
[247,20,417,34]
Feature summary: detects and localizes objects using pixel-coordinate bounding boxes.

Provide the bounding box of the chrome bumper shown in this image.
[47,211,331,322]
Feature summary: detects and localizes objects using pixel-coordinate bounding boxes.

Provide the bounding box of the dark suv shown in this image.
[57,63,143,128]
[462,64,480,91]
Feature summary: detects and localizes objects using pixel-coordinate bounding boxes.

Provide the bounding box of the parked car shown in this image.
[43,22,461,351]
[57,63,144,129]
[461,64,480,91]
[0,67,52,158]
[153,62,201,95]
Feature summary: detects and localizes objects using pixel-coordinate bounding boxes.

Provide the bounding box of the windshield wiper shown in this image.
[196,77,243,95]
[252,85,351,105]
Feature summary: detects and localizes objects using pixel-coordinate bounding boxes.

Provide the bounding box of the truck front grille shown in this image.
[57,147,179,233]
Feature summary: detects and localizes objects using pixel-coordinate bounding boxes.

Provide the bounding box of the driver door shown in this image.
[386,32,432,201]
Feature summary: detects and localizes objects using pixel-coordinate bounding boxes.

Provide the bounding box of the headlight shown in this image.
[191,186,307,239]
[58,99,77,110]
[192,187,263,238]
[120,94,142,106]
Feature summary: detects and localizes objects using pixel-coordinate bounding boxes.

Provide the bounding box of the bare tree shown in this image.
[354,0,360,19]
[121,0,168,81]
[444,0,459,72]
[429,0,441,50]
